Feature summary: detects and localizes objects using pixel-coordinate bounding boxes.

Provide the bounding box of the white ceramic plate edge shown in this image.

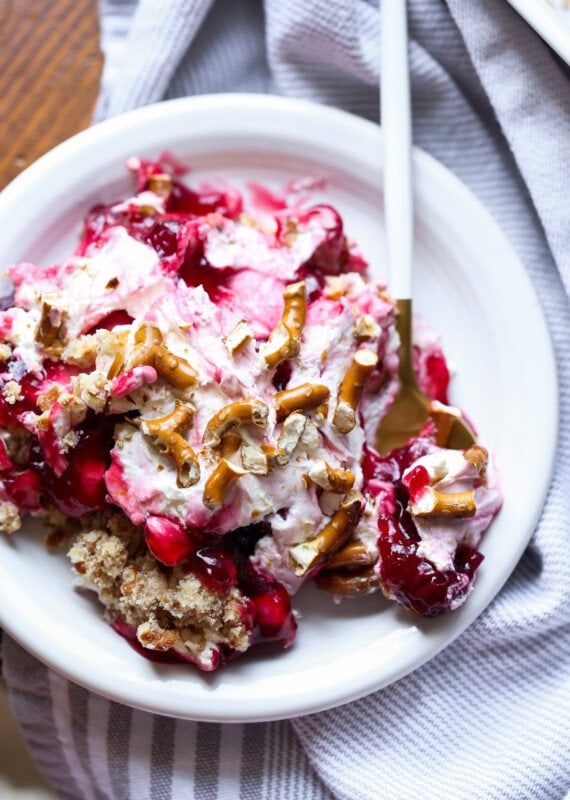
[0,95,559,721]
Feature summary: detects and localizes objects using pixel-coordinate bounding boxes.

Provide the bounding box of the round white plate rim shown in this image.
[0,94,558,721]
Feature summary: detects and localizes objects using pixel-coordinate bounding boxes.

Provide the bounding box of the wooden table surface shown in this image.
[0,0,102,191]
[0,6,99,793]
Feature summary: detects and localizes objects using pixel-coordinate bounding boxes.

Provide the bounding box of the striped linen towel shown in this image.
[3,1,570,798]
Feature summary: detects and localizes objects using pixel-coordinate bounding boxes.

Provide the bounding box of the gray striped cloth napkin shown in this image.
[3,1,570,798]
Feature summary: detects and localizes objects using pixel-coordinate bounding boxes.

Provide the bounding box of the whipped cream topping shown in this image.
[403,449,502,572]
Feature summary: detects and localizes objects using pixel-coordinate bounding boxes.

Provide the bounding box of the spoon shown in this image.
[375,0,476,457]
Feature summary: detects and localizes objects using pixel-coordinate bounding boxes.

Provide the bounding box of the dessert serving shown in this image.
[0,156,502,671]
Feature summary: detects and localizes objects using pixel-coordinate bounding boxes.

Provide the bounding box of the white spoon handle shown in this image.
[381,0,413,301]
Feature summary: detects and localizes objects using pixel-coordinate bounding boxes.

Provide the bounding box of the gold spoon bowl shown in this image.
[375,299,476,456]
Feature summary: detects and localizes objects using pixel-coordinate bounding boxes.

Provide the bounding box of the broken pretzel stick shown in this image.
[323,541,375,570]
[315,565,379,597]
[409,487,476,518]
[308,459,355,493]
[130,323,198,390]
[147,173,173,197]
[333,348,378,434]
[220,431,242,459]
[463,444,489,474]
[276,412,306,466]
[274,382,330,422]
[261,281,307,368]
[240,442,269,475]
[281,280,306,339]
[107,331,131,379]
[203,459,246,509]
[35,298,67,354]
[136,400,199,488]
[223,320,254,356]
[203,399,269,448]
[288,490,364,577]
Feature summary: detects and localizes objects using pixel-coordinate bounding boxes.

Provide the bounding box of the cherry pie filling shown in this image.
[0,155,501,669]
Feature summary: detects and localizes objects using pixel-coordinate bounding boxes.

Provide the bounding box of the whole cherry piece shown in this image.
[145,516,196,567]
[191,547,238,593]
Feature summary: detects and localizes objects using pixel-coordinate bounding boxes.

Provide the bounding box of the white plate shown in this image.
[0,95,558,722]
[506,0,570,63]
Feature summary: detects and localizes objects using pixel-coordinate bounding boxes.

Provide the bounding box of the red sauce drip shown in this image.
[166,181,242,219]
[178,239,232,306]
[405,465,430,503]
[34,416,116,517]
[87,310,134,333]
[4,469,41,512]
[425,352,450,404]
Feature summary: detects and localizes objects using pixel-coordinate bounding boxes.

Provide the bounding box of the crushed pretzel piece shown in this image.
[2,381,21,405]
[315,565,379,596]
[0,500,21,534]
[324,275,349,299]
[137,400,199,488]
[261,281,306,368]
[308,459,355,493]
[261,442,279,461]
[354,314,380,341]
[288,490,364,577]
[223,320,254,356]
[276,413,306,466]
[35,297,67,354]
[203,399,269,448]
[274,383,330,422]
[137,620,179,651]
[409,487,477,518]
[333,348,378,434]
[203,459,246,509]
[300,421,321,451]
[463,444,489,473]
[240,442,269,475]
[147,173,173,197]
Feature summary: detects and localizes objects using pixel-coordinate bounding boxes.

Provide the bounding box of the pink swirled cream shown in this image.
[0,156,501,670]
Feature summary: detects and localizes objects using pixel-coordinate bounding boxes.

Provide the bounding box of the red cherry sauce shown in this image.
[32,415,117,517]
[3,470,41,513]
[365,441,483,617]
[425,351,450,405]
[177,236,232,306]
[286,205,347,276]
[87,310,134,334]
